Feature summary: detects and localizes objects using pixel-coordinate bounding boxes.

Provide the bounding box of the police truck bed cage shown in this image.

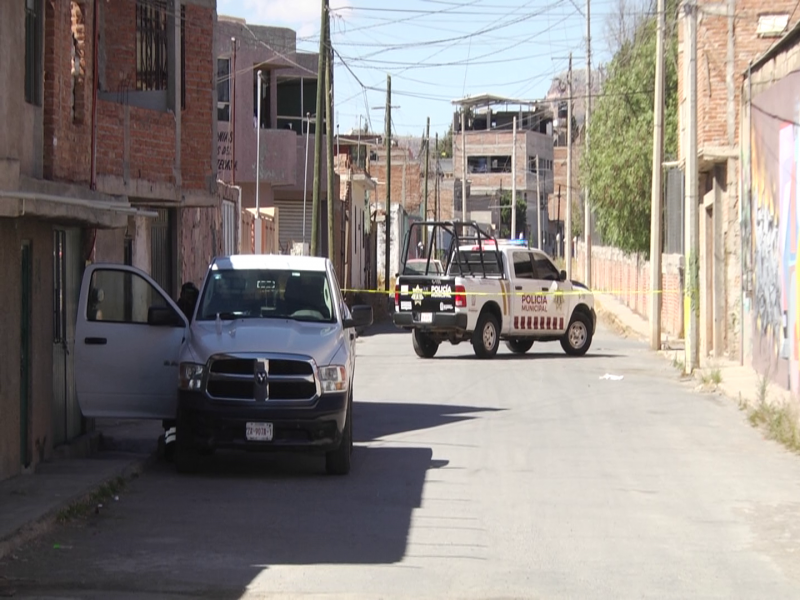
[401,220,504,279]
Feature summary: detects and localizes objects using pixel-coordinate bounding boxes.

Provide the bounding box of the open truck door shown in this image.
[75,264,188,419]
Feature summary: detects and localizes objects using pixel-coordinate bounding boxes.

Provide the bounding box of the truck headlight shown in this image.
[179,363,205,391]
[318,365,348,394]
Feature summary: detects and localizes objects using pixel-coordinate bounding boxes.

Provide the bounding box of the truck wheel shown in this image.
[506,339,534,354]
[326,396,352,476]
[174,410,199,474]
[560,311,593,356]
[412,329,439,358]
[472,312,500,359]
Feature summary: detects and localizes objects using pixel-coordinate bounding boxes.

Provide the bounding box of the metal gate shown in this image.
[150,208,174,295]
[274,199,312,253]
[222,200,236,255]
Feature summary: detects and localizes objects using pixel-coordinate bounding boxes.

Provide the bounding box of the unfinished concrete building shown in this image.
[451,94,555,253]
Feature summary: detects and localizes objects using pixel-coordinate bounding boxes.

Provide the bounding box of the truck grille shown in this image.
[206,356,318,401]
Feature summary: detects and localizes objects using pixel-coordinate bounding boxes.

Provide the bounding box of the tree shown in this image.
[499,190,527,239]
[436,123,454,158]
[582,0,678,256]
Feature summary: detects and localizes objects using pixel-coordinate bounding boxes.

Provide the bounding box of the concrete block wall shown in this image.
[575,243,684,339]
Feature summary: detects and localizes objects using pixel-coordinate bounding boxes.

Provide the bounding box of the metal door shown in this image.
[150,208,174,297]
[20,241,32,468]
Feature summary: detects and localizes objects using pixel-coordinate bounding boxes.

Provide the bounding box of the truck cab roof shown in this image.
[210,254,329,272]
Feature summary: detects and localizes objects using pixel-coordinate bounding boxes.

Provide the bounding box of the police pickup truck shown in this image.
[392,221,596,359]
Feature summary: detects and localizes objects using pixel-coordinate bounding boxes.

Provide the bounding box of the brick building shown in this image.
[677,1,799,362]
[371,143,424,218]
[451,94,555,251]
[0,0,222,482]
[215,16,338,255]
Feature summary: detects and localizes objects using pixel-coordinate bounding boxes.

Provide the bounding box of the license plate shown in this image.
[246,422,273,441]
[420,313,433,323]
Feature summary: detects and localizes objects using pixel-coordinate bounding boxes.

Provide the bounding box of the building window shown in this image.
[254,70,271,128]
[71,1,86,123]
[135,0,185,109]
[25,0,42,106]
[136,0,168,92]
[529,157,552,173]
[217,58,231,121]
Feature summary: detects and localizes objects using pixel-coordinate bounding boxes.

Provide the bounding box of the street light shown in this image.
[303,111,314,253]
[255,69,263,254]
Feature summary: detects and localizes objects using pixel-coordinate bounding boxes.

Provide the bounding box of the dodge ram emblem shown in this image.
[254,359,269,401]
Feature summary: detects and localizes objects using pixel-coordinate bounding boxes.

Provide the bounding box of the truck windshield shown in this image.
[197,268,335,323]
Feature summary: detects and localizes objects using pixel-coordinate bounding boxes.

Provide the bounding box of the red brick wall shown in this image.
[96,0,213,189]
[678,1,800,157]
[371,151,423,217]
[181,3,214,190]
[575,243,684,339]
[96,101,176,182]
[43,0,93,183]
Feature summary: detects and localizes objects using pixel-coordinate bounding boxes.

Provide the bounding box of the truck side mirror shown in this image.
[344,305,373,329]
[559,270,567,282]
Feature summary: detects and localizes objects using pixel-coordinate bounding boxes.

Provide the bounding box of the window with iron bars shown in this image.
[135,0,185,108]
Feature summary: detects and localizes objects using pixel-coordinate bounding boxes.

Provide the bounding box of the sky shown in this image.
[216,0,624,137]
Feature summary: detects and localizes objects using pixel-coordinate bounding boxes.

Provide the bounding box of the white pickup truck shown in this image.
[392,221,596,359]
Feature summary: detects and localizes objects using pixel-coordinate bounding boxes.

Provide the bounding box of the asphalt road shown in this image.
[4,323,800,599]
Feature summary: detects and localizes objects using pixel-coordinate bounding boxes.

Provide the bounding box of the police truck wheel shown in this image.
[506,338,534,354]
[472,312,500,359]
[560,311,593,356]
[412,329,439,358]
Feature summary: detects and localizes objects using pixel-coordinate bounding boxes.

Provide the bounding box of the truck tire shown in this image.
[506,339,534,354]
[174,410,199,474]
[560,311,593,356]
[326,396,352,476]
[412,329,439,358]
[472,312,500,359]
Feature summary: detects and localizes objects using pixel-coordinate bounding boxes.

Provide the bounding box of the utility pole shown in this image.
[461,108,467,221]
[557,185,562,257]
[434,131,440,254]
[649,0,666,350]
[384,74,392,292]
[684,0,699,373]
[325,2,335,263]
[511,115,517,239]
[423,116,430,247]
[536,155,542,249]
[566,52,573,279]
[311,0,326,256]
[584,0,592,286]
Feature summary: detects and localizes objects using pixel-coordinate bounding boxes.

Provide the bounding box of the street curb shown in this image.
[594,297,647,341]
[0,452,158,561]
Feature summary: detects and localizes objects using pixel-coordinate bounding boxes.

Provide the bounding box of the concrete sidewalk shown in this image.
[0,419,162,561]
[595,293,795,408]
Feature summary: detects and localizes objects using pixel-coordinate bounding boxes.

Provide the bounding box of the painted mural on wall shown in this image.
[217,122,237,183]
[748,71,800,391]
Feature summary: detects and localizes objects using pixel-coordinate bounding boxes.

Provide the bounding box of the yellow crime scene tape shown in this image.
[340,287,680,297]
